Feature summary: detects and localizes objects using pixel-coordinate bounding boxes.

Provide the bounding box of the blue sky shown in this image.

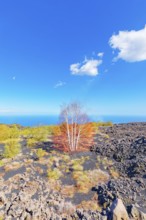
[0,0,146,116]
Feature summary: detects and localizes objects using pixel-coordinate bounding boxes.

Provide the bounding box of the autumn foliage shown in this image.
[53,102,95,152]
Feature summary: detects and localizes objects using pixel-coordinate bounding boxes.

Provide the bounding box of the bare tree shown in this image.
[53,102,95,152]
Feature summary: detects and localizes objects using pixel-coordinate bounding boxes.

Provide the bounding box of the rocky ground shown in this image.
[92,122,146,218]
[0,122,146,219]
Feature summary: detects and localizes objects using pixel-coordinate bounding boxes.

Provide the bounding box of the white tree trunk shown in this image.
[76,127,81,150]
[65,114,71,151]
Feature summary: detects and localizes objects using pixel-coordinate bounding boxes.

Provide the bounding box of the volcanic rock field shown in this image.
[0,123,146,219]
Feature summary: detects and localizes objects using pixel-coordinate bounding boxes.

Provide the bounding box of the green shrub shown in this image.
[36,148,46,159]
[47,168,62,180]
[22,125,55,140]
[4,140,21,158]
[72,163,83,171]
[0,160,4,167]
[96,121,113,127]
[0,124,20,143]
[9,124,20,139]
[22,125,58,146]
[27,138,37,147]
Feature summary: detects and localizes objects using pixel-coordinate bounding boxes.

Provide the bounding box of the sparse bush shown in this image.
[22,125,55,141]
[0,125,11,142]
[27,138,37,147]
[61,154,70,162]
[72,169,109,193]
[70,159,84,171]
[109,168,120,179]
[9,124,20,139]
[72,171,90,193]
[32,127,48,142]
[61,201,76,215]
[72,163,83,171]
[47,168,62,180]
[0,124,20,143]
[36,148,46,159]
[0,160,4,167]
[77,200,101,211]
[22,125,57,148]
[60,185,75,198]
[95,121,113,127]
[96,163,100,169]
[4,140,21,158]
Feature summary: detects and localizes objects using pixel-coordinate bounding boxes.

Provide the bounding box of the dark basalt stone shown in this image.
[91,123,146,215]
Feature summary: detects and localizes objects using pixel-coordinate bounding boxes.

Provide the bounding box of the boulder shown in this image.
[128,205,146,220]
[109,199,129,220]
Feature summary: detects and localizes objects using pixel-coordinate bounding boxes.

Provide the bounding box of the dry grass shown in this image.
[49,155,60,163]
[0,215,4,220]
[0,172,4,178]
[0,160,4,167]
[49,180,62,191]
[60,185,76,198]
[96,156,114,169]
[70,158,85,166]
[35,166,44,175]
[71,163,83,171]
[2,138,21,144]
[47,168,62,180]
[23,159,33,165]
[35,148,46,159]
[59,201,76,216]
[4,162,21,172]
[96,163,100,169]
[38,157,50,165]
[26,167,32,173]
[72,169,109,194]
[60,154,70,162]
[109,168,120,179]
[88,169,109,183]
[77,199,101,211]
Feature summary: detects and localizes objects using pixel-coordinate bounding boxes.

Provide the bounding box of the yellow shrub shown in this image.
[47,168,62,180]
[36,148,46,158]
[0,124,20,143]
[0,160,4,167]
[27,138,37,147]
[4,140,21,158]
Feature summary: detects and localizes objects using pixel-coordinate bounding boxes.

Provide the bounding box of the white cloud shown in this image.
[0,108,11,113]
[97,52,104,58]
[0,107,16,114]
[54,81,66,88]
[70,58,102,76]
[109,25,146,62]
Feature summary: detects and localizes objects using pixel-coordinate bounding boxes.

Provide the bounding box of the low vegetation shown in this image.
[47,168,62,180]
[0,124,20,143]
[94,121,113,127]
[72,169,109,193]
[0,160,4,167]
[0,120,120,218]
[35,148,46,159]
[4,140,21,158]
[0,216,4,220]
[53,102,96,152]
[109,168,120,179]
[60,185,75,198]
[77,199,101,212]
[22,126,55,147]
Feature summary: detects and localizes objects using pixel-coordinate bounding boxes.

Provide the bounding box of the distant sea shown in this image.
[0,115,146,127]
